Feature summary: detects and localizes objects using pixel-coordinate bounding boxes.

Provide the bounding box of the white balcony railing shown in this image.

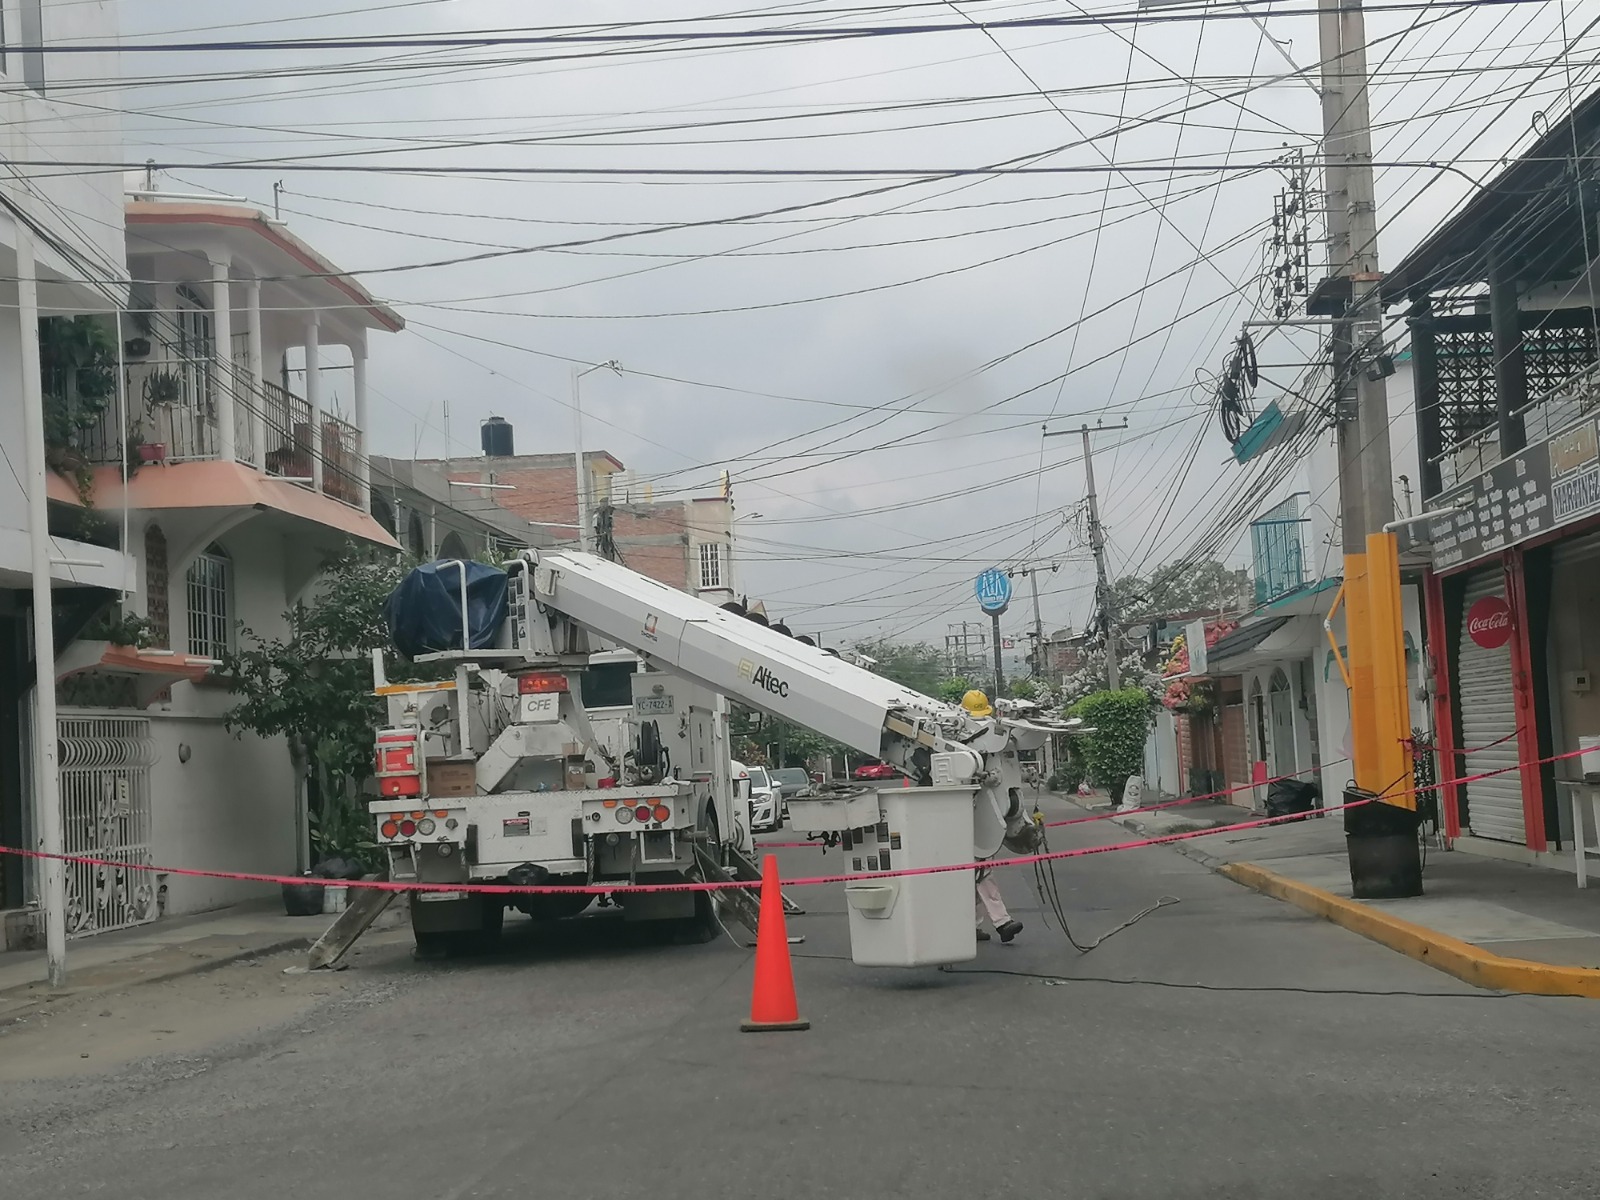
[76,342,364,509]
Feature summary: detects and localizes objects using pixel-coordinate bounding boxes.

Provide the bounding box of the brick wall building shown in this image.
[417,427,737,602]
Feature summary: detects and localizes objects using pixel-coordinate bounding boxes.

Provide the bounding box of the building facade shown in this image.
[0,1,138,929]
[423,421,739,604]
[6,188,406,940]
[1385,88,1600,863]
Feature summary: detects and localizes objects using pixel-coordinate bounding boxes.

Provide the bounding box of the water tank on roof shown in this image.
[481,416,514,457]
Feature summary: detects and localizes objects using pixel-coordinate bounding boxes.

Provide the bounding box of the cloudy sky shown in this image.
[92,0,1600,646]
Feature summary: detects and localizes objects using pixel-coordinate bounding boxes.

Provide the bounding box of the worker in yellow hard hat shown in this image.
[960,689,993,719]
[956,689,1022,943]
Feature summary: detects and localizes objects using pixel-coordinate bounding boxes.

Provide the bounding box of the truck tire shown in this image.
[412,896,503,958]
[463,899,505,954]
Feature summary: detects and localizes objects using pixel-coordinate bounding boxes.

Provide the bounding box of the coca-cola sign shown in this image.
[1466,595,1513,650]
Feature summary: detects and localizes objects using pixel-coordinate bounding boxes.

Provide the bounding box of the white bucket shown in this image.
[322,884,348,915]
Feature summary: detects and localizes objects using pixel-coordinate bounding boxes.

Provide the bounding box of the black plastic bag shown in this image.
[1265,778,1319,821]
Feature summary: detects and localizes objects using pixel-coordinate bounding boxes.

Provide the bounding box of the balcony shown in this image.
[1249,495,1308,606]
[1436,361,1600,494]
[79,338,365,509]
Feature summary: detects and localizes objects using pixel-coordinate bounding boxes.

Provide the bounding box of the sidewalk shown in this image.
[0,900,337,1027]
[1124,801,1600,995]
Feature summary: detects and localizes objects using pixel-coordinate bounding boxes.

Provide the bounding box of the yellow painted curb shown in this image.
[1221,861,1600,998]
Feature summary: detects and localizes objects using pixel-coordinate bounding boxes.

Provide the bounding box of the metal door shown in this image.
[57,715,159,936]
[1455,570,1523,842]
[1269,669,1298,777]
[1221,702,1248,792]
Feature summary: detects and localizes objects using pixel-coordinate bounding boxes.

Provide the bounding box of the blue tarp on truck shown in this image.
[385,560,509,659]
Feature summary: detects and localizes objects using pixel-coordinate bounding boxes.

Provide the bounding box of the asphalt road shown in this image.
[5,794,1600,1199]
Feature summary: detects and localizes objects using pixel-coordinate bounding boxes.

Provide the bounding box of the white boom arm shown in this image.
[517,549,1055,858]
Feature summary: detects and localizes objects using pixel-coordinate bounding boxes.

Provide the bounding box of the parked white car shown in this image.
[730,761,781,833]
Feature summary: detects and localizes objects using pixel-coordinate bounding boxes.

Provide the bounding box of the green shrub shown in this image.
[1069,688,1154,802]
[1049,755,1086,794]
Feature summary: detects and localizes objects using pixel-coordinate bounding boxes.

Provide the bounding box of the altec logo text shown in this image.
[738,659,790,698]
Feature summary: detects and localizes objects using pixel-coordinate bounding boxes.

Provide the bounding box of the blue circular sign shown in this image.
[975,568,1012,616]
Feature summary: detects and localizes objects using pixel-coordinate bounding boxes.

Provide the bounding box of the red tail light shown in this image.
[517,672,568,694]
[400,819,417,836]
[380,820,399,839]
[652,804,670,823]
[635,806,652,824]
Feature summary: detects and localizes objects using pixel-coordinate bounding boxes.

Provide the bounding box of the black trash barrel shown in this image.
[1343,787,1423,899]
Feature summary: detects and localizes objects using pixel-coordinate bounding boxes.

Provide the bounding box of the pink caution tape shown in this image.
[1,745,1584,898]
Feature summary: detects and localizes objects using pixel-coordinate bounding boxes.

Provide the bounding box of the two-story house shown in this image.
[33,192,404,934]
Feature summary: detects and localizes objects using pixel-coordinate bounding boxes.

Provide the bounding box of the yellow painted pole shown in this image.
[1343,551,1379,791]
[1365,532,1413,807]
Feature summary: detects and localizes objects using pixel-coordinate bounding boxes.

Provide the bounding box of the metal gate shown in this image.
[1455,570,1523,843]
[57,715,159,936]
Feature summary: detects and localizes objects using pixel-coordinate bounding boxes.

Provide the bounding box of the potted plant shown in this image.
[139,371,181,460]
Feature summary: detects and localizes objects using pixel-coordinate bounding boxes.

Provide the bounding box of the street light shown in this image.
[572,359,621,552]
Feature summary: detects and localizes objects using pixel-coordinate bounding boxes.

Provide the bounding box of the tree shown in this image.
[730,705,847,768]
[1111,559,1253,621]
[849,637,951,696]
[1061,643,1161,708]
[935,675,977,703]
[222,548,420,869]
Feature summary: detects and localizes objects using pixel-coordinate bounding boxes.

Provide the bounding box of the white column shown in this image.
[304,317,322,493]
[246,277,265,469]
[352,335,370,507]
[209,257,235,462]
[17,225,68,987]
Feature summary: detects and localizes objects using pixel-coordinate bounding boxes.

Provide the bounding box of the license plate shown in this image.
[503,817,529,837]
[418,891,465,903]
[636,696,674,716]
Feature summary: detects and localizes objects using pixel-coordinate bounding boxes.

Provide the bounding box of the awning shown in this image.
[1206,616,1290,670]
[1206,615,1327,675]
[57,640,217,706]
[69,461,398,550]
[1257,576,1341,617]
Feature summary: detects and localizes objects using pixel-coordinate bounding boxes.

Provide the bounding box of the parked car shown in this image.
[852,762,900,781]
[769,767,812,817]
[745,764,781,832]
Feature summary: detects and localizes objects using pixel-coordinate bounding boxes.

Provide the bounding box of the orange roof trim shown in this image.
[126,200,404,333]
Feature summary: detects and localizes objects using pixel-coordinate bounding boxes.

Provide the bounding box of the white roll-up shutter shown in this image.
[1456,568,1523,843]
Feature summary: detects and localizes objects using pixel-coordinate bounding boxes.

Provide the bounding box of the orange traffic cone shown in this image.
[740,854,810,1033]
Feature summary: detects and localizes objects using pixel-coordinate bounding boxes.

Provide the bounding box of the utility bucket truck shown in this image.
[370,552,1071,966]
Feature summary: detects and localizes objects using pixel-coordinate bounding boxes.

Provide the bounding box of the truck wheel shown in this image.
[412,898,503,958]
[413,930,453,960]
[462,900,505,954]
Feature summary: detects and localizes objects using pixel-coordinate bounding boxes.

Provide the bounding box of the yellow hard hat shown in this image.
[961,689,993,718]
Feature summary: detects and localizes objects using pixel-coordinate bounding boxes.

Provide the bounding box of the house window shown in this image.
[176,288,215,417]
[18,0,44,92]
[698,542,724,591]
[186,544,233,659]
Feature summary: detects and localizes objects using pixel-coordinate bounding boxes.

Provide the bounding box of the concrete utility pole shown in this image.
[1027,568,1044,677]
[1315,0,1415,892]
[1318,0,1406,778]
[571,360,621,553]
[1045,421,1127,691]
[17,225,68,986]
[1013,562,1058,678]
